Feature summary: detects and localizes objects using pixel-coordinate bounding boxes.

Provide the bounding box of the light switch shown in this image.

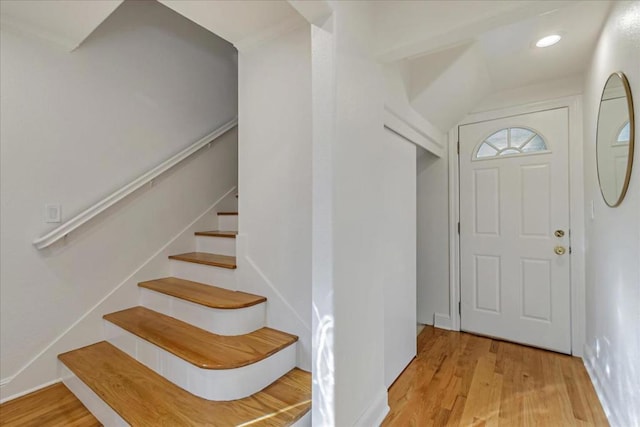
[45,204,61,223]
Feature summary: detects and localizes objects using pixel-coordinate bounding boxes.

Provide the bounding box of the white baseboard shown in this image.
[0,378,60,405]
[290,411,311,427]
[434,313,453,330]
[583,343,622,427]
[235,235,311,372]
[353,389,389,427]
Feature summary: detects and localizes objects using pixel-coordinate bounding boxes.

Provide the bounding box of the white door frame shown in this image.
[448,96,585,356]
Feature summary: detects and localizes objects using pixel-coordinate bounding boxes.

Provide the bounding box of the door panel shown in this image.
[459,108,571,353]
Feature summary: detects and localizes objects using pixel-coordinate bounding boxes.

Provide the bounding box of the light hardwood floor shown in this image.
[383,326,608,426]
[0,383,99,427]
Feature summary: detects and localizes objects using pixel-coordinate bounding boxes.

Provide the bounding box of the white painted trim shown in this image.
[567,96,586,357]
[449,96,586,355]
[460,96,581,126]
[33,118,238,250]
[352,389,389,427]
[433,313,453,330]
[384,105,445,157]
[583,344,621,427]
[0,378,60,404]
[448,128,460,332]
[237,236,311,333]
[1,187,236,390]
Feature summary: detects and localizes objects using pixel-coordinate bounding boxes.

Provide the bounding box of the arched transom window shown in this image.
[616,121,630,145]
[475,127,548,159]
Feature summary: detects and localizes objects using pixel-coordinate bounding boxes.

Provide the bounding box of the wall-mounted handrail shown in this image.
[33,118,238,250]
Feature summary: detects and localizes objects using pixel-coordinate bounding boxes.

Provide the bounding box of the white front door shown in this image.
[459,108,571,353]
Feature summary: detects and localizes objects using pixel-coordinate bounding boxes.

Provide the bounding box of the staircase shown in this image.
[57,211,311,426]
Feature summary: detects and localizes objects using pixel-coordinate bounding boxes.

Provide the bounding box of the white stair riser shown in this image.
[140,288,265,336]
[59,363,128,426]
[195,236,236,256]
[292,411,312,427]
[170,260,236,290]
[104,322,296,401]
[218,215,238,231]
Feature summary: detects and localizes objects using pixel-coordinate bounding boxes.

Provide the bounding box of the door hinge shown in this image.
[457,140,460,155]
[458,222,460,234]
[459,301,461,315]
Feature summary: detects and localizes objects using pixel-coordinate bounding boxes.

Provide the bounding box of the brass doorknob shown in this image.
[554,246,566,255]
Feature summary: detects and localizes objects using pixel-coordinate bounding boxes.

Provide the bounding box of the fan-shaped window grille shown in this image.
[475,127,548,159]
[616,121,630,145]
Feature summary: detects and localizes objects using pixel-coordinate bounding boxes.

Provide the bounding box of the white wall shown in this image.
[0,0,238,397]
[581,3,640,426]
[237,23,312,371]
[381,129,417,387]
[383,59,451,330]
[410,43,492,133]
[472,74,584,114]
[383,61,446,156]
[325,2,388,425]
[417,148,451,326]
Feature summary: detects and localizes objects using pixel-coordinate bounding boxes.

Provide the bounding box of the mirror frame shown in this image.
[596,72,635,207]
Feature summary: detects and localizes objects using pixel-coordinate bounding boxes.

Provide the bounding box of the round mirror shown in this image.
[596,72,635,207]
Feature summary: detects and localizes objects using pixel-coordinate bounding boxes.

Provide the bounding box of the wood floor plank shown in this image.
[169,252,236,269]
[138,277,265,309]
[104,306,297,369]
[382,326,608,427]
[0,383,100,427]
[58,342,310,426]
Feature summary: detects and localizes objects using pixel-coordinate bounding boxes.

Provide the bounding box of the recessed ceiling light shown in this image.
[535,34,562,48]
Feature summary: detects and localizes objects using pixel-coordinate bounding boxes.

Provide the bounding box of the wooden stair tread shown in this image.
[194,230,237,238]
[217,212,238,216]
[58,342,311,426]
[169,252,236,269]
[103,307,297,369]
[138,277,265,309]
